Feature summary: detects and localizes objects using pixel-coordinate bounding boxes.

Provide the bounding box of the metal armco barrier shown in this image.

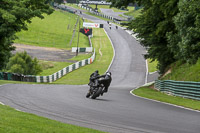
[0,72,36,82]
[0,72,3,80]
[155,80,200,100]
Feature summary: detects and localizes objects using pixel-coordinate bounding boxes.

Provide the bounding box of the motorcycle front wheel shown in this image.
[86,92,90,98]
[91,87,103,99]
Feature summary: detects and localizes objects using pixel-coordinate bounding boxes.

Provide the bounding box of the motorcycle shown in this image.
[86,78,105,99]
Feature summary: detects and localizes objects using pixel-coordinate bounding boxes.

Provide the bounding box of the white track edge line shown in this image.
[145,59,148,84]
[15,108,22,112]
[0,102,5,105]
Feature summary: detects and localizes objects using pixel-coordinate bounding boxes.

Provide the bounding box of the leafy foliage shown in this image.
[0,0,54,70]
[130,0,179,73]
[6,51,42,75]
[167,0,200,64]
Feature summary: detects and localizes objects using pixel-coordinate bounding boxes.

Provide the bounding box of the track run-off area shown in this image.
[0,6,200,133]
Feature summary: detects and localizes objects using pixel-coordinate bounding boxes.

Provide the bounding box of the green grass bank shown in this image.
[161,59,200,82]
[147,59,158,73]
[15,10,89,49]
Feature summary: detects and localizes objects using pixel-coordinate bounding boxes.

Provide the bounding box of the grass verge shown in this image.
[124,8,142,18]
[15,10,89,49]
[147,59,158,73]
[54,28,114,84]
[133,86,200,111]
[161,59,200,82]
[38,61,73,76]
[0,80,29,85]
[68,53,92,61]
[0,104,105,133]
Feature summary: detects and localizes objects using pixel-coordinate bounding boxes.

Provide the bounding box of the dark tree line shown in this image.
[108,0,200,73]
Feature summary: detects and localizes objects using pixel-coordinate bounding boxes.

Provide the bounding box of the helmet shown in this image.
[106,71,111,76]
[95,70,99,73]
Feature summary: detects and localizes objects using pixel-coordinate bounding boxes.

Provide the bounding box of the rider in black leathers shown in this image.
[88,70,99,86]
[93,71,112,93]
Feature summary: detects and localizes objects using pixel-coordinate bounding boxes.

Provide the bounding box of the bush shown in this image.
[6,51,42,75]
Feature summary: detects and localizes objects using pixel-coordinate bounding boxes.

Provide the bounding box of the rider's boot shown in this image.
[86,92,90,98]
[86,90,91,98]
[104,88,108,93]
[101,89,107,96]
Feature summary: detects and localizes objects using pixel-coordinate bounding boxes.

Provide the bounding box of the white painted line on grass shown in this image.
[0,102,5,105]
[15,108,22,112]
[99,49,102,56]
[130,87,200,113]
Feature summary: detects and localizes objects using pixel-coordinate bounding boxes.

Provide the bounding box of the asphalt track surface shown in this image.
[1,7,200,133]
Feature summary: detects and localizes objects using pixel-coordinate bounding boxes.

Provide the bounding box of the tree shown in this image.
[167,0,200,64]
[0,0,54,70]
[6,51,42,75]
[132,0,179,73]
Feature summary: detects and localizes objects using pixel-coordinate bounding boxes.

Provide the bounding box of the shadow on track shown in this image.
[89,98,113,102]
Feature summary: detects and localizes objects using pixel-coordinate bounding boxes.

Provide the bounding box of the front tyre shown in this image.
[91,87,103,99]
[86,93,90,98]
